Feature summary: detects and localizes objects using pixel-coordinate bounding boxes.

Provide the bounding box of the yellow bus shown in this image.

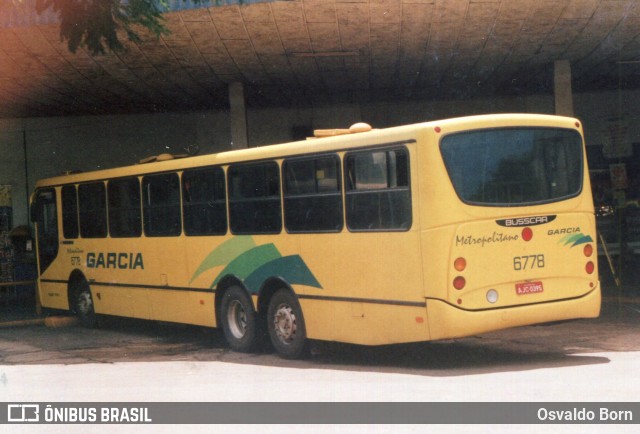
[30,114,600,359]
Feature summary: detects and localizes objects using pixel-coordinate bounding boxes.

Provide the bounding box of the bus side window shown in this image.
[228,162,282,234]
[182,167,227,236]
[344,147,412,231]
[142,173,182,237]
[283,154,343,232]
[61,185,79,239]
[108,177,142,238]
[78,182,108,238]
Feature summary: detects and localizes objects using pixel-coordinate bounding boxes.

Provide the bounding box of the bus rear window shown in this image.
[440,128,583,206]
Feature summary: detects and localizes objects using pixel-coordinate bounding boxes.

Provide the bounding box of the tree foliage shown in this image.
[34,0,171,54]
[27,0,235,55]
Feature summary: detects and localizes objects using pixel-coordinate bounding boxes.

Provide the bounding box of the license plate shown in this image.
[516,281,544,295]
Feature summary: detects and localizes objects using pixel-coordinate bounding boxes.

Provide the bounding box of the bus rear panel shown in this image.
[424,119,600,340]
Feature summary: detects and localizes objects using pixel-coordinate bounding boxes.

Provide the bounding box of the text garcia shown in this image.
[87,252,144,270]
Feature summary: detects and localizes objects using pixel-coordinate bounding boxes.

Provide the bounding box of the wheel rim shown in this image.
[227,300,248,339]
[77,291,92,316]
[273,303,297,345]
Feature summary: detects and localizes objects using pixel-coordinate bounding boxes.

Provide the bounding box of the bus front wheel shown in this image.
[267,289,309,359]
[73,280,97,328]
[220,286,259,353]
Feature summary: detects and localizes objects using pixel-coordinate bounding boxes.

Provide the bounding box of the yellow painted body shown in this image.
[33,114,600,346]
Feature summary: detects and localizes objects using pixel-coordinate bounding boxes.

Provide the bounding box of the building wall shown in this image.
[0,112,232,227]
[575,90,640,159]
[1,88,638,227]
[0,120,28,225]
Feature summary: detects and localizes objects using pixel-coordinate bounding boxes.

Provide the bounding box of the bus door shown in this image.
[31,188,59,276]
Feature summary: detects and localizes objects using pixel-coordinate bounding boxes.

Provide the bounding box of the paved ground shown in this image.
[1,289,639,433]
[1,301,639,434]
[0,296,638,371]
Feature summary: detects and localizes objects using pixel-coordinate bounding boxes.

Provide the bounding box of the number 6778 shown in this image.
[513,254,545,270]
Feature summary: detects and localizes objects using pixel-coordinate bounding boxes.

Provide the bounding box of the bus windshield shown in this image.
[440,127,583,206]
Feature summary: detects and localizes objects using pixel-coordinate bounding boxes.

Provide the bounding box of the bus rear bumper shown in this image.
[426,284,601,341]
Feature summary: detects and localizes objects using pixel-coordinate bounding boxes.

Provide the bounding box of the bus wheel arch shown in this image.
[216,276,260,353]
[67,270,97,328]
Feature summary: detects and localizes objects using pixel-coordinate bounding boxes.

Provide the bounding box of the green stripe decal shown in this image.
[244,255,323,294]
[191,236,323,292]
[561,233,583,246]
[211,243,281,288]
[570,234,593,247]
[189,236,255,284]
[559,233,594,247]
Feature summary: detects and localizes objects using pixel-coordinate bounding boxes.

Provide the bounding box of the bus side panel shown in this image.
[72,239,152,320]
[184,228,428,344]
[145,289,216,327]
[37,249,72,312]
[38,281,69,310]
[294,141,429,345]
[301,298,430,345]
[80,237,216,327]
[141,238,216,326]
[91,285,145,319]
[292,230,428,345]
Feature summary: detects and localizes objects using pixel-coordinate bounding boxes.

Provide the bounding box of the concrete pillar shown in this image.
[229,82,248,149]
[554,60,574,116]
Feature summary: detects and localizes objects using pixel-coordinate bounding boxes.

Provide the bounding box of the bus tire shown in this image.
[267,289,309,359]
[220,286,259,353]
[73,279,97,328]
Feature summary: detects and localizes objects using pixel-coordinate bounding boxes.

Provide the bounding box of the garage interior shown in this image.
[0,0,639,310]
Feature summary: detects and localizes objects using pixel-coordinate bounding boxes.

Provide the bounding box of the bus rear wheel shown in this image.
[267,289,309,359]
[73,280,97,328]
[220,286,259,353]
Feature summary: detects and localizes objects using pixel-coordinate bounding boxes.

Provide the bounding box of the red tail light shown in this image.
[453,276,466,290]
[586,261,595,274]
